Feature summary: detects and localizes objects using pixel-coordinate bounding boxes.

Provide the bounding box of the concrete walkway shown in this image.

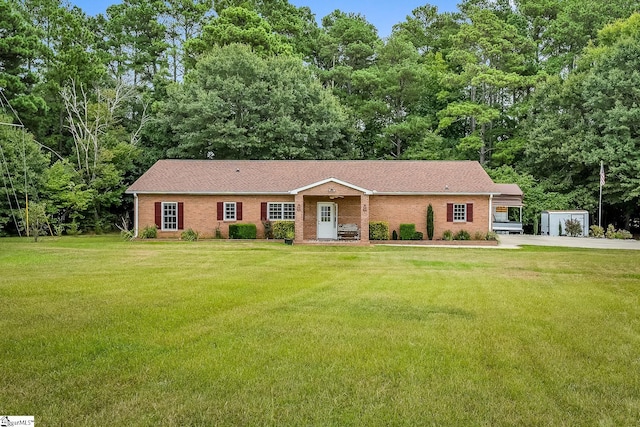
[499,234,640,250]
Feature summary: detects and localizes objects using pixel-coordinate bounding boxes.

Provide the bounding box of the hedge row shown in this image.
[229,223,257,239]
[369,221,389,240]
[400,224,423,240]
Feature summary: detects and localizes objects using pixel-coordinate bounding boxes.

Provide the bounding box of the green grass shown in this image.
[1,236,640,426]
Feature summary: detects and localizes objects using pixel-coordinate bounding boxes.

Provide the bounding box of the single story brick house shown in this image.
[126,160,522,242]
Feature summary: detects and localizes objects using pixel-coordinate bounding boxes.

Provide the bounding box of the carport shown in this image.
[492,184,524,234]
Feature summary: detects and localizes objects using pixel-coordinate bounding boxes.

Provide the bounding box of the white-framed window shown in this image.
[224,202,236,221]
[163,202,178,230]
[268,202,295,220]
[453,204,467,222]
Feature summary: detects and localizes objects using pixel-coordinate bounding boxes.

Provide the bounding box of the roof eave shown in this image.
[375,191,497,196]
[127,190,497,196]
[126,190,497,196]
[125,190,292,196]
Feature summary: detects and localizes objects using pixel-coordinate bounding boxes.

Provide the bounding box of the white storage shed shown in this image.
[541,210,589,236]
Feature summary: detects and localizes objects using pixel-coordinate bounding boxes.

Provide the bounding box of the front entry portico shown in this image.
[292,178,372,243]
[317,202,338,239]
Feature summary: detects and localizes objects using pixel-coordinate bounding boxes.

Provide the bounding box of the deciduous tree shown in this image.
[0,115,49,235]
[60,81,146,230]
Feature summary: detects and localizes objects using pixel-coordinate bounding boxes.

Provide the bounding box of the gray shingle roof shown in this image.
[126,160,500,195]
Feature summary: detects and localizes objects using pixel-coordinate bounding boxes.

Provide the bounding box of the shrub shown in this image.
[140,225,157,239]
[272,221,295,239]
[369,221,389,240]
[214,225,223,239]
[606,226,633,239]
[564,219,583,237]
[67,221,81,236]
[454,230,471,241]
[473,231,486,241]
[589,225,604,238]
[607,229,633,239]
[618,229,633,239]
[392,230,398,240]
[54,223,65,237]
[181,228,200,241]
[120,229,135,241]
[229,223,257,239]
[412,231,423,240]
[442,230,454,241]
[472,231,498,241]
[426,204,434,240]
[19,202,49,242]
[485,231,499,241]
[399,224,416,240]
[94,219,111,235]
[262,221,274,239]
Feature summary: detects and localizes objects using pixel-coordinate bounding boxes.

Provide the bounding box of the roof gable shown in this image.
[291,178,373,195]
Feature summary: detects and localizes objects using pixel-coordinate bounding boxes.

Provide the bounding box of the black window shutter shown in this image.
[155,202,162,228]
[178,202,184,229]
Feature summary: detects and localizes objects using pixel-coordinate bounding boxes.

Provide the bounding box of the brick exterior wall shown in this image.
[369,195,490,239]
[137,194,294,239]
[136,193,490,240]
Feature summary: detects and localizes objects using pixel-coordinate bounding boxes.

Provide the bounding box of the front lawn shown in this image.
[1,237,639,425]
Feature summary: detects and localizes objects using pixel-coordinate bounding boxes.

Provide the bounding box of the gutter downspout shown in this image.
[133,193,139,238]
[489,194,493,232]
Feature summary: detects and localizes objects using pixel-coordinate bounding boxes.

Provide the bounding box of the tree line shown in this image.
[1,0,639,235]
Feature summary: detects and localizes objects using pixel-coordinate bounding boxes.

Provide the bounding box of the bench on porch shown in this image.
[338,223,360,240]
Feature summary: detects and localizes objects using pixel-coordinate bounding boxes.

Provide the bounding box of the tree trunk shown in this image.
[479,122,486,165]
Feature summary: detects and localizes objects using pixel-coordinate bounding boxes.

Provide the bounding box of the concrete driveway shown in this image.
[499,234,640,250]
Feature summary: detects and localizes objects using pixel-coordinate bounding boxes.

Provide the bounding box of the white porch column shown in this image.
[520,206,523,224]
[489,194,493,232]
[133,193,139,238]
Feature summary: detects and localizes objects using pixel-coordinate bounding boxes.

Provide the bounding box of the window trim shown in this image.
[453,203,467,222]
[162,201,178,230]
[224,202,236,221]
[267,202,296,221]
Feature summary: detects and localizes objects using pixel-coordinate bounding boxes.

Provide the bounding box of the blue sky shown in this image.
[69,0,460,38]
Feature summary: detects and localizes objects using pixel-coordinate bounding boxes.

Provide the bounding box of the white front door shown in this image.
[317,202,337,239]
